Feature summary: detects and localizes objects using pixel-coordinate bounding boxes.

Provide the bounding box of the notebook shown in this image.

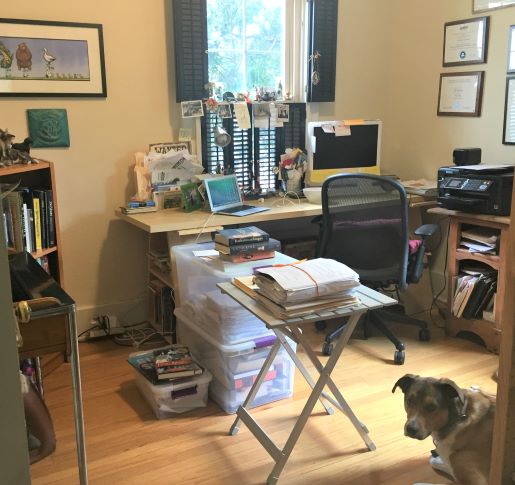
[203,175,270,217]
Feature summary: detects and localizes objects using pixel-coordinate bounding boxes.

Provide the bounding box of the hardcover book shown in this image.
[214,226,269,246]
[215,238,280,255]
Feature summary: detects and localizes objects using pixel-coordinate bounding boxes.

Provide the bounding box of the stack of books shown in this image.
[214,226,279,263]
[459,226,499,255]
[127,345,203,385]
[452,270,497,320]
[121,200,157,214]
[249,258,361,319]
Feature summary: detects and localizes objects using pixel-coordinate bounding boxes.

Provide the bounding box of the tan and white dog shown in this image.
[392,374,495,485]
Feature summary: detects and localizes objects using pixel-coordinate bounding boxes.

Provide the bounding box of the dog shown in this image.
[392,374,495,485]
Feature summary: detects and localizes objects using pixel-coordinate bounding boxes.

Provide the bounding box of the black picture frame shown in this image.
[0,18,107,97]
[443,17,489,67]
[437,71,484,117]
[503,76,515,144]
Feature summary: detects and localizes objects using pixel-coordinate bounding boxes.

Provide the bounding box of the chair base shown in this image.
[320,307,430,365]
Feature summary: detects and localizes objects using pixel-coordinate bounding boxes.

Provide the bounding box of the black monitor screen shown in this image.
[313,124,379,170]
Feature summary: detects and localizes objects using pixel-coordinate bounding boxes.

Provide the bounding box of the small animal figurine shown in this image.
[0,129,37,167]
[12,137,32,154]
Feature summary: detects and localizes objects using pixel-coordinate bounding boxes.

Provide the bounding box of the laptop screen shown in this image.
[205,175,243,211]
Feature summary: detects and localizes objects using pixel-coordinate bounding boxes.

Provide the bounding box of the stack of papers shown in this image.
[400,179,438,196]
[252,258,361,319]
[459,227,499,255]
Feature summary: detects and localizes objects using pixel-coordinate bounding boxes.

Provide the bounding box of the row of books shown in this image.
[452,271,497,320]
[2,186,55,253]
[214,226,279,264]
[148,279,175,338]
[127,345,203,385]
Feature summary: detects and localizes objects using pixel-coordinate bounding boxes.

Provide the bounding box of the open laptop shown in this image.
[204,175,270,217]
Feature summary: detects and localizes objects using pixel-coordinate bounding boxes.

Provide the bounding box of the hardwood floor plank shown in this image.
[30,322,498,484]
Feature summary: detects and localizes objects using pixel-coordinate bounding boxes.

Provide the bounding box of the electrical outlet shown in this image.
[85,314,125,339]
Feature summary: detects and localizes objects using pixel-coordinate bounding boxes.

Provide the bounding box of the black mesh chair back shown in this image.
[319,174,409,290]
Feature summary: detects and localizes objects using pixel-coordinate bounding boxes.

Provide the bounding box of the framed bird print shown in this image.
[0,18,106,97]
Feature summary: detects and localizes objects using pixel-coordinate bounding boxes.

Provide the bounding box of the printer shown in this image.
[437,164,514,216]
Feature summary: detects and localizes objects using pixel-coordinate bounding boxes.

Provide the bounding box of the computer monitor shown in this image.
[306,119,382,185]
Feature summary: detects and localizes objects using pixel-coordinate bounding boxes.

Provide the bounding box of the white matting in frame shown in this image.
[503,76,515,144]
[473,0,515,12]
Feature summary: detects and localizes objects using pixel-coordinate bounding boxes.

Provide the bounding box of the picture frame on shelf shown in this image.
[473,0,515,12]
[508,25,515,73]
[443,17,489,67]
[437,71,484,117]
[0,18,106,97]
[502,76,515,144]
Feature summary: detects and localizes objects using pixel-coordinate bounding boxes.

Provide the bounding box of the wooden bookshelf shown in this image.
[0,160,63,285]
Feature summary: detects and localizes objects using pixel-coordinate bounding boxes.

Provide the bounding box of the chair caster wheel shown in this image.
[315,321,327,331]
[394,350,405,365]
[322,342,333,356]
[419,328,430,341]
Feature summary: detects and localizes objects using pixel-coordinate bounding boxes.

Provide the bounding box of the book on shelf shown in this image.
[215,237,280,255]
[232,275,259,298]
[460,226,499,246]
[461,274,497,319]
[121,205,157,214]
[214,226,269,246]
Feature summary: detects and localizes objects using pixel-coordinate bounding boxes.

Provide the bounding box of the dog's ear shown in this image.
[438,378,467,416]
[392,374,417,394]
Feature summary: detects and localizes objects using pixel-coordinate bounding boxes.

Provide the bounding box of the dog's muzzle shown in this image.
[404,419,429,440]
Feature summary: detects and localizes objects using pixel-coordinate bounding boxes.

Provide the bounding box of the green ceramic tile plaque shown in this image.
[27,109,70,147]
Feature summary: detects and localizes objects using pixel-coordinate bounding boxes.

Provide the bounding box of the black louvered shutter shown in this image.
[306,0,338,102]
[173,0,209,102]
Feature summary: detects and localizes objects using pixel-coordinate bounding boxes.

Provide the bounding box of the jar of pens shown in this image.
[277,148,307,197]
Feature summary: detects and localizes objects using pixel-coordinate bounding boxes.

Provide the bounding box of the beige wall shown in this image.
[2,1,180,328]
[2,1,514,330]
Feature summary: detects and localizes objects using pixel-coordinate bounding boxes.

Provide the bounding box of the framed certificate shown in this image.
[473,0,515,12]
[509,25,515,73]
[503,76,515,144]
[443,17,489,66]
[437,71,484,117]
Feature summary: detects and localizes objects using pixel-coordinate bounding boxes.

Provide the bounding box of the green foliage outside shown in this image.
[206,0,285,95]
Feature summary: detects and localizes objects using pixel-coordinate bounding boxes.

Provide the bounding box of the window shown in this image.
[206,0,286,96]
[173,0,337,191]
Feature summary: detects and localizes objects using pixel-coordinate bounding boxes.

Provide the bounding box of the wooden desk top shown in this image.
[117,194,433,234]
[427,207,510,225]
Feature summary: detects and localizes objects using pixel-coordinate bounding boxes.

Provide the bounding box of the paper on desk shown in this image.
[193,249,219,257]
[254,258,360,303]
[460,241,496,253]
[455,164,515,171]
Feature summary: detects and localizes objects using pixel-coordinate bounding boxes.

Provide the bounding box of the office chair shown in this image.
[314,173,438,364]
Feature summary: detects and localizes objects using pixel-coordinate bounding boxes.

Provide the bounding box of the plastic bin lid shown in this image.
[175,307,276,354]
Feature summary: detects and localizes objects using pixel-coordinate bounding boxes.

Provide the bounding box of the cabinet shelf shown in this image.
[0,161,63,285]
[455,248,500,268]
[149,266,173,287]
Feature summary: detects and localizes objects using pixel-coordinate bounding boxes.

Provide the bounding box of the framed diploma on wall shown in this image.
[443,17,489,66]
[437,71,484,117]
[473,0,515,12]
[503,76,515,144]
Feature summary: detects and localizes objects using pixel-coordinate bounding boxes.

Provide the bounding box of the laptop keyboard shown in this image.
[221,205,256,213]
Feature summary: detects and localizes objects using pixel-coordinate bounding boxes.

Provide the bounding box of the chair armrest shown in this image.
[414,223,438,239]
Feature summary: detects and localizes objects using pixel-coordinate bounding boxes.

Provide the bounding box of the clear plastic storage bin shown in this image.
[172,242,295,345]
[133,364,212,419]
[175,307,295,414]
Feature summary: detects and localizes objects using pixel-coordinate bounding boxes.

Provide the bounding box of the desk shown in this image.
[117,194,434,311]
[217,282,396,485]
[428,207,510,353]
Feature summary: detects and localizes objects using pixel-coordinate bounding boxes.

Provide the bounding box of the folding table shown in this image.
[217,282,397,485]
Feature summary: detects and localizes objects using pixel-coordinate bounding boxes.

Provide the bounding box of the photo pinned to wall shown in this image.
[180,182,203,212]
[443,17,489,67]
[178,128,192,142]
[508,25,515,73]
[181,100,204,118]
[0,18,106,97]
[149,141,191,154]
[27,108,70,147]
[253,102,271,128]
[276,103,289,122]
[217,103,232,119]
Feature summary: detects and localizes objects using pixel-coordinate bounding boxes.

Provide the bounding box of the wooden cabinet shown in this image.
[0,161,63,284]
[430,207,509,353]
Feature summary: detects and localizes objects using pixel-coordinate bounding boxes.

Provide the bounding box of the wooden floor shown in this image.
[30,319,498,485]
